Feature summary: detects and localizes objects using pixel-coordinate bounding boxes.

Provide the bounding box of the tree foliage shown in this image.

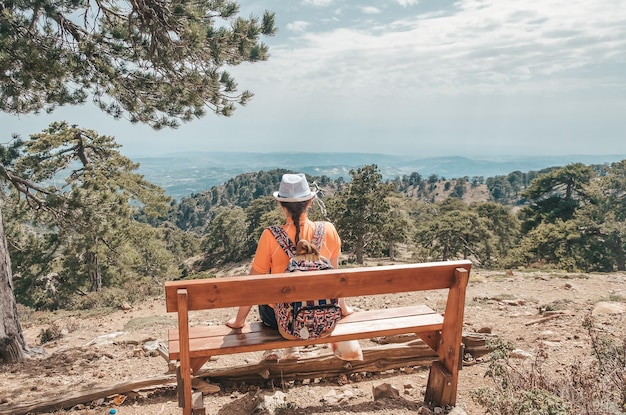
[0,0,276,363]
[414,198,490,263]
[507,162,626,271]
[0,0,276,128]
[168,158,626,273]
[329,164,392,264]
[5,122,175,308]
[172,169,292,233]
[201,206,248,266]
[519,163,595,231]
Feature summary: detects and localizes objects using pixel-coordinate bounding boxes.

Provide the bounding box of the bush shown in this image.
[471,316,626,414]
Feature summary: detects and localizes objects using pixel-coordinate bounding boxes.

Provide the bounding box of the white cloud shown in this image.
[362,7,382,15]
[302,0,334,7]
[286,21,310,32]
[251,0,626,102]
[393,0,419,7]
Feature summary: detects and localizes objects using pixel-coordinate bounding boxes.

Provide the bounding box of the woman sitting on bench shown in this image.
[225,173,352,359]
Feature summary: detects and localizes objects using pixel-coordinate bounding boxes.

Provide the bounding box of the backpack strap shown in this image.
[311,222,326,250]
[268,222,326,257]
[268,225,297,258]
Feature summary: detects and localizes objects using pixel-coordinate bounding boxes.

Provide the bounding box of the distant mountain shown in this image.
[133,152,625,200]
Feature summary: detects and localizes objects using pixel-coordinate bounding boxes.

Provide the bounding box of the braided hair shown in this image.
[280,200,310,244]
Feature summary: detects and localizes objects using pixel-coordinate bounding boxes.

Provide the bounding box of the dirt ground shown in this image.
[1,266,625,415]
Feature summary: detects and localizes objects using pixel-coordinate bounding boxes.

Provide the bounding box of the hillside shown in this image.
[170,168,492,234]
[135,153,625,200]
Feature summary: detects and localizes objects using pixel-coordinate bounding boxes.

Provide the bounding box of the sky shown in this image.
[2,0,626,159]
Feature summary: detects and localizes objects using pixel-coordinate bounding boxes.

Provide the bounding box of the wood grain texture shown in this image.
[165,260,472,412]
[165,260,472,312]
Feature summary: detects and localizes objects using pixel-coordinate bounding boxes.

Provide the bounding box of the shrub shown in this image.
[471,316,626,414]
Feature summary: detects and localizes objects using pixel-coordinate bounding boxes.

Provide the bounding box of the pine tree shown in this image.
[1,0,275,363]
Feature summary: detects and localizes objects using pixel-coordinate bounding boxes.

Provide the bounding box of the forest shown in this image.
[3,126,625,313]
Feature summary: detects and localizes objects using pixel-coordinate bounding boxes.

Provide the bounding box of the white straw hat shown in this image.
[273,173,317,202]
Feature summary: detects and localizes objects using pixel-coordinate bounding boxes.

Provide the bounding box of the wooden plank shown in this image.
[0,374,178,415]
[201,333,492,384]
[168,309,443,360]
[168,305,437,342]
[165,260,472,312]
[204,341,439,384]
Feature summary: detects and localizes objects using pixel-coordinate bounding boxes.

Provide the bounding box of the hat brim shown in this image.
[273,191,317,202]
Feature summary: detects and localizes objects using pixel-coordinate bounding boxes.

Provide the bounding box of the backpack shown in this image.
[267,222,342,340]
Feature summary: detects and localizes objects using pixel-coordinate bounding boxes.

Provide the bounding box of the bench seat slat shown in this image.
[168,305,443,360]
[169,305,436,341]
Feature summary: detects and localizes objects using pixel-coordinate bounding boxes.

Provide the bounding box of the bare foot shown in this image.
[225,319,244,329]
[263,349,280,361]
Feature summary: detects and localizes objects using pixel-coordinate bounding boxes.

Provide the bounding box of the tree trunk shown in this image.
[355,235,365,264]
[87,251,101,292]
[612,233,625,271]
[464,232,470,259]
[0,207,30,363]
[388,240,395,261]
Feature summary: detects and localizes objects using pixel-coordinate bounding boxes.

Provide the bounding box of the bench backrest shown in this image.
[165,260,472,312]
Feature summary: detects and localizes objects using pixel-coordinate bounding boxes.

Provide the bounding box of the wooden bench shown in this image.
[165,259,472,415]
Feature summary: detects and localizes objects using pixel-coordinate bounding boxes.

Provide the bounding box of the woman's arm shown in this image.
[330,257,354,316]
[225,267,263,328]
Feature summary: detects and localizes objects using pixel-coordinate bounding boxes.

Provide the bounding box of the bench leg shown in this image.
[424,360,454,406]
[177,366,206,415]
[177,365,193,415]
[426,267,469,406]
[192,391,206,415]
[176,289,194,415]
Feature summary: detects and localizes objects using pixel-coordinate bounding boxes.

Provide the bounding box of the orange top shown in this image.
[251,220,341,274]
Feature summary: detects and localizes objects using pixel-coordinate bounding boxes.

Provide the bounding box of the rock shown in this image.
[120,303,132,311]
[477,327,492,333]
[592,301,626,316]
[142,340,161,355]
[338,389,355,403]
[372,383,400,400]
[84,332,127,347]
[448,407,469,415]
[254,390,288,414]
[192,378,220,394]
[417,406,433,414]
[503,300,518,306]
[509,348,532,359]
[322,388,355,405]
